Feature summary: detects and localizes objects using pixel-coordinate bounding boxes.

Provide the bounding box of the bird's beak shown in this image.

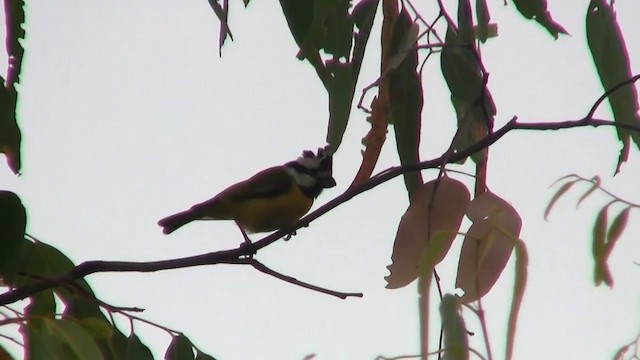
[322,176,337,188]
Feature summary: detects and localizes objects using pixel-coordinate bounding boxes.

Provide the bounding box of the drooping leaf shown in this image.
[206,0,234,56]
[512,0,568,39]
[16,239,75,287]
[0,0,24,174]
[386,176,470,289]
[592,204,610,287]
[0,191,26,284]
[456,191,522,303]
[441,6,496,164]
[544,180,577,220]
[586,0,640,173]
[576,176,601,208]
[389,8,423,195]
[475,0,491,42]
[64,296,129,360]
[195,350,218,360]
[322,0,353,59]
[326,60,354,154]
[25,291,56,319]
[0,77,21,174]
[340,0,381,174]
[279,0,377,155]
[606,206,631,246]
[79,318,113,340]
[18,238,128,359]
[4,0,25,87]
[39,319,104,360]
[506,238,528,360]
[123,333,154,360]
[326,0,377,154]
[592,205,631,288]
[456,0,475,43]
[278,0,315,54]
[418,231,458,276]
[440,294,468,360]
[23,319,59,360]
[166,334,195,360]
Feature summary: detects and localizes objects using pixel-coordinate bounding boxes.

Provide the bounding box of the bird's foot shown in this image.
[283,229,297,241]
[239,240,256,258]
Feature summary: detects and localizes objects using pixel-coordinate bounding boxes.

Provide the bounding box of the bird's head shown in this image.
[285,146,336,198]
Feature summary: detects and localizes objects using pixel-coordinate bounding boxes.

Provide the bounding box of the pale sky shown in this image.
[2,1,640,359]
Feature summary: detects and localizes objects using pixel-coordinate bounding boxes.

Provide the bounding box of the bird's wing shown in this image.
[224,166,293,202]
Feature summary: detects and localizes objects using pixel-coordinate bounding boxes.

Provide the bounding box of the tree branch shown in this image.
[240,258,363,299]
[1,74,639,306]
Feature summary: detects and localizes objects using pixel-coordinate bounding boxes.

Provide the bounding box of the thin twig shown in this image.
[241,259,363,299]
[0,332,23,347]
[585,74,640,119]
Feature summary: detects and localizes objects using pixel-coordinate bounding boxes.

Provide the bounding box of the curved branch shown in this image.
[1,73,640,305]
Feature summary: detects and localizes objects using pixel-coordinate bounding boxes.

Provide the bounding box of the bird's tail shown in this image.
[158,210,199,234]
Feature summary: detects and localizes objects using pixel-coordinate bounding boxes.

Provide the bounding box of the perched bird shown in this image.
[158,147,336,240]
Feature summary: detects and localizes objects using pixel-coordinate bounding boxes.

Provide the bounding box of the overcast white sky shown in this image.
[2,1,640,359]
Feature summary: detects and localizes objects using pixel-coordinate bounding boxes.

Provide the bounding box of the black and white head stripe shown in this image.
[285,146,335,198]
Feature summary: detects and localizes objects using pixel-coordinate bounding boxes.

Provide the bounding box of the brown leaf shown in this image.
[456,191,522,302]
[386,176,470,289]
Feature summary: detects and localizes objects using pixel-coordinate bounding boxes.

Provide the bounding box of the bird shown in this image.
[157,146,336,242]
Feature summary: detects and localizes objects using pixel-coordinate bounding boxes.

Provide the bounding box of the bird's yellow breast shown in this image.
[233,183,313,233]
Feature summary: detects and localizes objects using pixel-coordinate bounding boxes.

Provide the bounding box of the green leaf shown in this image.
[475,0,491,42]
[24,321,58,360]
[206,0,234,56]
[195,350,218,360]
[166,334,195,360]
[586,0,640,172]
[592,205,609,286]
[592,205,631,288]
[544,180,577,220]
[79,318,113,340]
[63,296,128,360]
[0,0,25,174]
[4,0,25,87]
[321,0,353,59]
[326,0,377,154]
[389,8,423,195]
[278,0,315,52]
[279,0,377,155]
[350,0,377,80]
[506,238,528,360]
[326,60,354,154]
[25,291,56,319]
[0,191,26,284]
[17,239,76,286]
[440,294,468,360]
[46,319,104,360]
[0,79,21,174]
[441,20,496,164]
[512,0,568,39]
[123,333,154,360]
[606,206,631,248]
[592,205,608,258]
[456,0,475,43]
